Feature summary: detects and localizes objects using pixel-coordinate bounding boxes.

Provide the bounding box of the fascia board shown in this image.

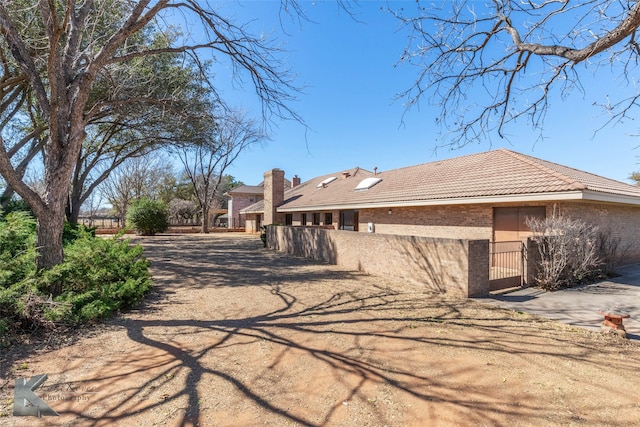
[580,190,640,206]
[276,191,587,212]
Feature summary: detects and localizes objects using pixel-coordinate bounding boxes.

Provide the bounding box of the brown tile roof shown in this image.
[227,184,264,195]
[227,178,292,196]
[242,149,640,213]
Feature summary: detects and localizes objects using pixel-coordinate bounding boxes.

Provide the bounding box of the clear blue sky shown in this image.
[211,1,640,186]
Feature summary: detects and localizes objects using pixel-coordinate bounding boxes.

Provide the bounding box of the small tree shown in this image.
[177,109,264,233]
[126,198,169,236]
[526,214,601,291]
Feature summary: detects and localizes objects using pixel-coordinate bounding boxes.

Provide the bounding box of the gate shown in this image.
[489,241,525,291]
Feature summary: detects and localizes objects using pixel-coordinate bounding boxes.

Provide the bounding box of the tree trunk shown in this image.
[201,205,210,234]
[36,208,65,295]
[67,188,83,225]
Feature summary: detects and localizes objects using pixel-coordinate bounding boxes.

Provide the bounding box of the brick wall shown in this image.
[352,201,640,265]
[264,169,285,226]
[268,226,490,297]
[553,201,640,264]
[359,205,494,239]
[230,195,263,228]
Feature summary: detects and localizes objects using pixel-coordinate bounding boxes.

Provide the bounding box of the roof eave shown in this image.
[581,189,640,206]
[276,191,588,212]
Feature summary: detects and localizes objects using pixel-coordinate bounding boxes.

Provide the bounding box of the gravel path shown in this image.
[2,233,640,426]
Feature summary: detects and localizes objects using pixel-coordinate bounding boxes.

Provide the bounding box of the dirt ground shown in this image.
[1,233,640,427]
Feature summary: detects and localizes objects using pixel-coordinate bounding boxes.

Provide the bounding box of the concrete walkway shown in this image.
[474,264,640,341]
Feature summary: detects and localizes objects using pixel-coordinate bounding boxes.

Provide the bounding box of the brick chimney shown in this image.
[292,175,301,188]
[263,168,285,225]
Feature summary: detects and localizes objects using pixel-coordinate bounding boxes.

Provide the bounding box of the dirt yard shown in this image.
[1,233,640,427]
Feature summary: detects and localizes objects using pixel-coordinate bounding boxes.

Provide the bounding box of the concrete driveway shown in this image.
[475,264,640,341]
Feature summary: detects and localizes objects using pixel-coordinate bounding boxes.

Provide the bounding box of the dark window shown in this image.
[313,212,321,225]
[324,212,333,225]
[339,210,359,231]
[285,214,293,226]
[301,213,307,226]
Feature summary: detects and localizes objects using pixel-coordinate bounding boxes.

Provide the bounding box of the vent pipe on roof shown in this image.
[342,171,351,179]
[373,166,378,175]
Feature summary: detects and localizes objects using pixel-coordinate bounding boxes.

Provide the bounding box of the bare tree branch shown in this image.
[391,0,640,146]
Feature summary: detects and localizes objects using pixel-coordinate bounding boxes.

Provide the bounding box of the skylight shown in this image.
[355,177,382,191]
[316,176,337,188]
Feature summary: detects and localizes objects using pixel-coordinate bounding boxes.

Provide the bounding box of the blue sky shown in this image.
[211,1,640,186]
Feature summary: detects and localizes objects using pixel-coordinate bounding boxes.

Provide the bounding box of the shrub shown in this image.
[39,234,152,323]
[595,229,630,276]
[127,198,169,236]
[0,198,32,217]
[526,214,601,290]
[63,221,96,244]
[0,211,37,288]
[0,213,152,345]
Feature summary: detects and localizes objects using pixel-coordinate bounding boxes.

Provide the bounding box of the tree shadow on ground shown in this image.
[4,234,639,426]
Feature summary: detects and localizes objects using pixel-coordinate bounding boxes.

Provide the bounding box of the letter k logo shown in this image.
[13,374,59,417]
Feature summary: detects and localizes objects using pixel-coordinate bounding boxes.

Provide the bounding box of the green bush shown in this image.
[0,212,152,346]
[127,198,169,236]
[63,221,96,244]
[0,211,37,288]
[0,198,32,217]
[39,234,152,323]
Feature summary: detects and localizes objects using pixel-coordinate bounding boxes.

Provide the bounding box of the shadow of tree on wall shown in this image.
[393,235,467,294]
[8,234,639,426]
[272,226,338,264]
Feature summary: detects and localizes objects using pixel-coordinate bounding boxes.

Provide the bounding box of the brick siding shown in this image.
[268,226,490,297]
[554,201,640,264]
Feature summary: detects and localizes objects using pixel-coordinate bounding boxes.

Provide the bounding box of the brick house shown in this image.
[226,175,299,230]
[241,150,640,296]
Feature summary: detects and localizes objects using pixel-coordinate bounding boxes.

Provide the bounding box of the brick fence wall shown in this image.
[268,226,490,297]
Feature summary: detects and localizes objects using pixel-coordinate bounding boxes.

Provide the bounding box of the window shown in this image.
[285,214,293,226]
[339,210,359,231]
[301,213,307,226]
[316,177,337,188]
[313,213,321,225]
[355,177,382,191]
[324,212,333,226]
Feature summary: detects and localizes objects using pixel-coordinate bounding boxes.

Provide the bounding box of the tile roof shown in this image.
[227,184,264,195]
[227,178,292,196]
[241,149,640,213]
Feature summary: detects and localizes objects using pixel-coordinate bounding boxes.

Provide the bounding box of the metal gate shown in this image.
[489,241,525,291]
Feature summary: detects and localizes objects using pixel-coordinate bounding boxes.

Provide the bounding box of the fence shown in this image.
[267,225,490,297]
[489,241,524,290]
[78,216,121,229]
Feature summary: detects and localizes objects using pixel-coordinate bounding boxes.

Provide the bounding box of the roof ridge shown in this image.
[500,149,587,190]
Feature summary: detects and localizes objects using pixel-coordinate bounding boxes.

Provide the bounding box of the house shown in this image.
[241,149,640,296]
[226,175,299,230]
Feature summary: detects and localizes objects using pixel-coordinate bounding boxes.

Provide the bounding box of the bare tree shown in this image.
[100,155,174,227]
[0,1,299,290]
[177,109,264,233]
[526,214,600,290]
[391,1,640,147]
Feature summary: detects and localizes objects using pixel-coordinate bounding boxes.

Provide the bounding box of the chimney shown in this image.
[263,168,285,225]
[292,175,301,188]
